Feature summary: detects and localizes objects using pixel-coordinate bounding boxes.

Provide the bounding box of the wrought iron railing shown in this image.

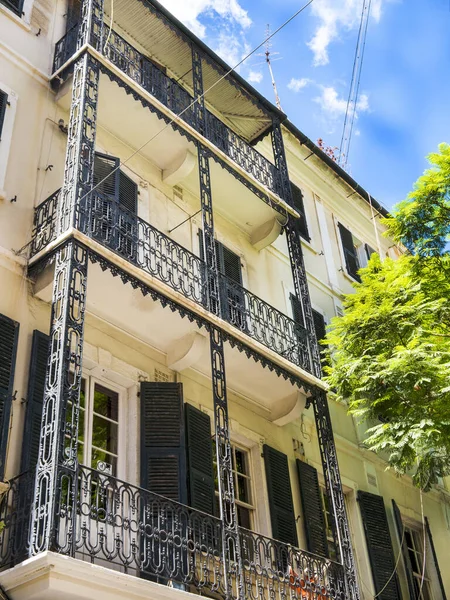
[0,464,345,598]
[53,26,280,196]
[30,191,312,372]
[0,470,35,570]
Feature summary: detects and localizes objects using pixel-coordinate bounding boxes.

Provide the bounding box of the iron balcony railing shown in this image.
[0,464,346,599]
[31,191,312,373]
[53,26,281,197]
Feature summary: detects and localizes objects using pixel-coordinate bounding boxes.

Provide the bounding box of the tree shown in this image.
[324,144,450,491]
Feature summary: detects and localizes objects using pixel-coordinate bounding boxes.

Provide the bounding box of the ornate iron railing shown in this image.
[53,27,280,196]
[30,191,312,372]
[0,470,35,570]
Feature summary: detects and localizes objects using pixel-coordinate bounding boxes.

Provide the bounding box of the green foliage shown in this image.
[324,253,450,491]
[383,143,450,257]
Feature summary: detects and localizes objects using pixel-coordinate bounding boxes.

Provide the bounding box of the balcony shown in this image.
[0,465,346,599]
[30,190,312,375]
[52,25,284,205]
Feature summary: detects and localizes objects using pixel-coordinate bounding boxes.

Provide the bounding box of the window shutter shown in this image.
[20,331,50,474]
[392,500,417,599]
[0,313,19,480]
[357,491,401,600]
[93,152,120,200]
[263,444,298,546]
[185,403,215,515]
[338,223,360,281]
[290,182,310,241]
[0,0,23,17]
[296,460,329,557]
[365,243,376,261]
[312,310,326,348]
[290,293,304,327]
[119,171,138,214]
[424,517,447,600]
[0,90,8,140]
[140,381,186,503]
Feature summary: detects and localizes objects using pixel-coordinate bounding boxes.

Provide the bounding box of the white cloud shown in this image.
[314,86,369,120]
[307,0,384,66]
[248,70,263,84]
[213,32,250,70]
[158,0,251,38]
[287,77,311,92]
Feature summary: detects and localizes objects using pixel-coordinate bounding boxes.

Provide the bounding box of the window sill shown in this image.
[341,269,360,285]
[300,237,319,255]
[0,4,31,32]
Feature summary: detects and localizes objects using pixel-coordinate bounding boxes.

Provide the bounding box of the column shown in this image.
[193,45,244,600]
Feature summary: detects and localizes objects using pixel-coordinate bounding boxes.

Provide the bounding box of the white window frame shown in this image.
[79,374,127,480]
[403,521,435,600]
[0,83,18,198]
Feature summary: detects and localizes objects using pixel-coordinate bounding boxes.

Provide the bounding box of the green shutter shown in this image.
[365,243,376,261]
[140,381,187,504]
[0,90,8,140]
[357,491,401,600]
[0,313,19,480]
[290,293,304,326]
[392,500,417,599]
[20,331,49,474]
[312,310,326,348]
[119,171,138,214]
[296,460,329,557]
[93,153,120,200]
[338,223,360,281]
[185,403,215,515]
[263,444,298,546]
[425,517,447,600]
[290,183,310,241]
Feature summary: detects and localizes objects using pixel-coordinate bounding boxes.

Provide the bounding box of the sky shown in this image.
[157,0,450,211]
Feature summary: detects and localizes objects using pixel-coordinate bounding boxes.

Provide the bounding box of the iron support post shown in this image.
[271,118,361,600]
[193,45,243,600]
[31,241,89,555]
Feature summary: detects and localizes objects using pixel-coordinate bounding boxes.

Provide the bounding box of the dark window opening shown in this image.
[290,182,310,241]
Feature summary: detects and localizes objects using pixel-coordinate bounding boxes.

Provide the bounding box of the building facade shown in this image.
[0,1,448,599]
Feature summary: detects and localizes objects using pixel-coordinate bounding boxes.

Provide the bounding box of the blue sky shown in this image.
[159,0,450,211]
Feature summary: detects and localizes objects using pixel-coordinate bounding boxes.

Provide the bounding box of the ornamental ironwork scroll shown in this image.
[31,241,89,554]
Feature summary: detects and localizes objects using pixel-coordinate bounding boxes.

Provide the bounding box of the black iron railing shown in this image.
[31,191,312,372]
[53,27,280,196]
[0,464,345,598]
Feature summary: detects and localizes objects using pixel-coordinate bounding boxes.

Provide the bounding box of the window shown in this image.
[0,0,24,17]
[213,442,254,529]
[404,526,434,600]
[69,379,121,477]
[0,90,7,140]
[290,182,310,241]
[338,222,376,282]
[319,487,338,561]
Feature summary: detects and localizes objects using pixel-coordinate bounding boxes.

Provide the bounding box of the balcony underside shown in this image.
[33,253,312,418]
[55,69,288,237]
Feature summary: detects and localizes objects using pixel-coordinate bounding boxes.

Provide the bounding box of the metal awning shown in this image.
[103,0,283,142]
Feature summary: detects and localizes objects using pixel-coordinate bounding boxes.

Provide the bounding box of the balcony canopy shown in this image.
[103,0,284,143]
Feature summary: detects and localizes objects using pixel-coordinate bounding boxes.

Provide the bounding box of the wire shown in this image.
[76,0,316,206]
[418,488,427,597]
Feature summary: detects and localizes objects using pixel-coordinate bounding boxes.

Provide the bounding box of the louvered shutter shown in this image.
[357,491,401,600]
[185,403,215,514]
[20,331,49,473]
[220,244,242,285]
[0,0,23,17]
[263,444,298,546]
[0,90,8,140]
[119,171,138,214]
[140,381,187,503]
[425,517,447,600]
[290,294,304,327]
[338,223,360,281]
[0,313,19,480]
[365,244,376,261]
[312,310,326,349]
[392,500,417,599]
[296,460,329,557]
[290,183,310,241]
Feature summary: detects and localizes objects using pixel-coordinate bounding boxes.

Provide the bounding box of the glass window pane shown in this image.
[235,449,247,474]
[93,385,118,421]
[91,448,117,475]
[237,505,251,529]
[92,414,118,454]
[237,475,250,504]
